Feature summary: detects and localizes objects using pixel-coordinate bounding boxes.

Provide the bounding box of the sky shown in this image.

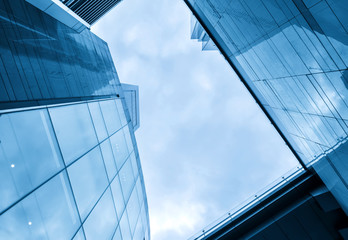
[92,1,300,239]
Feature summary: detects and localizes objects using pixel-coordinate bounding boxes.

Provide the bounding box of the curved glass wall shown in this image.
[0,98,150,240]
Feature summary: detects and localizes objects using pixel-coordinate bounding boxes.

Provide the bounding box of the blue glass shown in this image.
[123,125,134,152]
[119,211,132,240]
[133,217,145,240]
[49,103,98,165]
[67,147,108,220]
[0,0,121,104]
[115,99,128,126]
[136,178,144,206]
[100,139,118,180]
[140,205,149,239]
[119,159,135,203]
[0,109,63,212]
[0,191,48,239]
[111,175,126,218]
[0,172,80,240]
[130,152,139,179]
[72,229,86,240]
[33,172,81,239]
[99,100,122,136]
[112,226,123,240]
[110,128,130,169]
[126,187,141,234]
[88,101,108,142]
[83,188,117,240]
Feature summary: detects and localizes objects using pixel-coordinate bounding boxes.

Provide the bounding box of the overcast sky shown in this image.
[92,1,300,239]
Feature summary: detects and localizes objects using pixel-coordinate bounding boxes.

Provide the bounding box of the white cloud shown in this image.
[92,0,300,239]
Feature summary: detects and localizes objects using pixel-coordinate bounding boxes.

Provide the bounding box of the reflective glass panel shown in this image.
[119,211,132,240]
[110,129,129,169]
[127,187,141,234]
[115,99,127,126]
[119,159,135,202]
[49,103,98,164]
[111,175,126,218]
[72,229,85,240]
[112,226,123,240]
[100,139,117,180]
[67,147,108,220]
[99,100,122,135]
[0,172,80,240]
[0,109,63,212]
[88,101,108,142]
[83,188,117,240]
[123,126,134,153]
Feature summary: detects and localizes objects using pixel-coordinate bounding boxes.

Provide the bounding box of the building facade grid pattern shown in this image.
[0,98,149,240]
[187,0,348,166]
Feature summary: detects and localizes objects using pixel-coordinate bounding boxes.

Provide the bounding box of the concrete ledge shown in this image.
[26,0,90,32]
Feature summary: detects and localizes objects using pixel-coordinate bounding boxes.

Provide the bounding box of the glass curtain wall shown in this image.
[0,0,120,107]
[186,0,348,214]
[0,98,150,240]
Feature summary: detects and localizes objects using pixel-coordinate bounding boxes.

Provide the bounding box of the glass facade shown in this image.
[186,0,348,215]
[0,0,150,239]
[0,99,150,240]
[0,0,120,108]
[58,0,123,25]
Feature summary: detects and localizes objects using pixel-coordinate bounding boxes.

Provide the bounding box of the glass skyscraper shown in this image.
[185,0,348,239]
[0,0,150,239]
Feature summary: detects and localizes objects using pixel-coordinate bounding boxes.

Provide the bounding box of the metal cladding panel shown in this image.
[60,0,122,24]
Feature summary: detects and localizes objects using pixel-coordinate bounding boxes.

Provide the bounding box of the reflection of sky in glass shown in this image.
[49,103,98,165]
[0,172,80,240]
[67,147,109,220]
[83,189,117,240]
[0,98,148,239]
[0,109,63,212]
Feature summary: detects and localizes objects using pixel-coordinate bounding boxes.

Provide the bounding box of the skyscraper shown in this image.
[0,0,150,239]
[185,0,348,239]
[24,0,123,32]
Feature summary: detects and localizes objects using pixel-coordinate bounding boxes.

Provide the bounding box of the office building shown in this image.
[0,0,150,239]
[58,0,123,25]
[185,0,348,239]
[24,0,122,32]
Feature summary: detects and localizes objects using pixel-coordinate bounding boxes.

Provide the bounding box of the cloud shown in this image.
[92,0,300,239]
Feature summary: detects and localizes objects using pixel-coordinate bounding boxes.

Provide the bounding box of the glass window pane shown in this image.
[115,99,127,126]
[99,100,122,135]
[0,191,48,239]
[110,129,129,169]
[119,211,131,240]
[130,152,139,179]
[123,126,134,153]
[83,189,117,240]
[35,172,81,240]
[67,147,108,220]
[136,178,144,207]
[72,229,85,240]
[127,188,141,234]
[0,109,63,212]
[112,226,122,240]
[119,159,135,203]
[110,175,125,218]
[49,103,98,164]
[133,217,145,240]
[88,101,108,142]
[100,139,117,180]
[0,172,80,240]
